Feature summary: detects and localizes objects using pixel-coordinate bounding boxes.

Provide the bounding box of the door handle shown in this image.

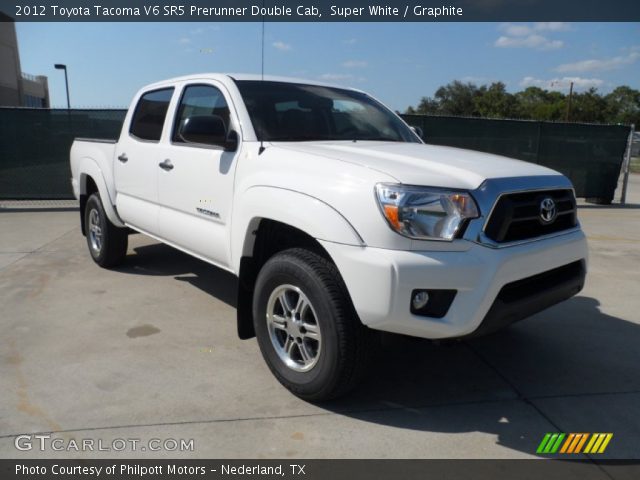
[117,153,128,163]
[158,159,174,171]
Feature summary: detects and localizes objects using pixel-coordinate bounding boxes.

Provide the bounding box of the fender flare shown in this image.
[77,157,125,228]
[231,186,364,273]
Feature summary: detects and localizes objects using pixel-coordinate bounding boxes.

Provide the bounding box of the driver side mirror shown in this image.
[411,126,424,139]
[179,115,238,151]
[224,130,239,152]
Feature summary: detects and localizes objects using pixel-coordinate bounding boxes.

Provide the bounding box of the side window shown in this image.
[173,85,231,144]
[129,88,174,141]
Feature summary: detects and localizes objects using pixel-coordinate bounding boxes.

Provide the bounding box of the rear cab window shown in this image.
[129,88,174,141]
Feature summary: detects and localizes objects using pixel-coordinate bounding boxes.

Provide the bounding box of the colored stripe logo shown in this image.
[537,433,613,454]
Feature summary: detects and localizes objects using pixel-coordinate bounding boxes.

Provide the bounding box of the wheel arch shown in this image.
[77,158,125,234]
[232,186,364,273]
[233,187,365,340]
[236,218,344,340]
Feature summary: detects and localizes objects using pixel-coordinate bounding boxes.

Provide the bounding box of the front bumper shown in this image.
[319,229,588,339]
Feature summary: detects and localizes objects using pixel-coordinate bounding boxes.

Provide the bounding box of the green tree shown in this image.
[605,86,640,125]
[570,88,608,123]
[473,82,518,118]
[513,87,566,120]
[405,81,640,125]
[411,96,439,115]
[433,81,483,116]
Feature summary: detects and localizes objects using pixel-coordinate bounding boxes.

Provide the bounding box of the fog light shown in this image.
[412,291,430,310]
[410,289,457,318]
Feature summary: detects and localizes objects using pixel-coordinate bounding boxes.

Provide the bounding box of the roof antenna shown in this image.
[258,1,266,155]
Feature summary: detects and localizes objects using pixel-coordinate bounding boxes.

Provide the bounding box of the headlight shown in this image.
[375,183,479,241]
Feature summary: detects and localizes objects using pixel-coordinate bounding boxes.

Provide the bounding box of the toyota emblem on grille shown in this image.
[539,197,557,224]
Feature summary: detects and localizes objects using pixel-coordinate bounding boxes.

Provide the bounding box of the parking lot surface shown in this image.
[1,175,639,460]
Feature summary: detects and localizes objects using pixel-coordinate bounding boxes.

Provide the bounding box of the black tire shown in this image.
[253,248,373,401]
[84,193,128,268]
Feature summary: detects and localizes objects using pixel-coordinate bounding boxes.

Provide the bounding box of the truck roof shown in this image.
[141,73,361,92]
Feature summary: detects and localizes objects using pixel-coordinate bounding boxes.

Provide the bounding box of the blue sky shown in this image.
[15,22,640,110]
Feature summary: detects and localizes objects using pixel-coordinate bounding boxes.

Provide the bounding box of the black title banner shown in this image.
[3,460,640,480]
[1,0,639,22]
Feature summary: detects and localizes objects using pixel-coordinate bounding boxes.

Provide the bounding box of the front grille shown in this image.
[484,189,577,243]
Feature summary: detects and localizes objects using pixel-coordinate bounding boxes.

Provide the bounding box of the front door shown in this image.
[157,82,240,268]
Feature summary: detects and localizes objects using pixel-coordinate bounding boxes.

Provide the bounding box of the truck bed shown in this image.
[70,138,119,205]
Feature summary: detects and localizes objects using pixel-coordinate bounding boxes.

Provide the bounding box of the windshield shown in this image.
[235,80,420,143]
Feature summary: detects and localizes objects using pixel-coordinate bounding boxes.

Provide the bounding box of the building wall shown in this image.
[0,15,23,106]
[0,15,49,107]
[22,75,50,107]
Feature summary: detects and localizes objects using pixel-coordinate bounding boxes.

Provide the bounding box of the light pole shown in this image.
[565,81,574,122]
[550,80,574,122]
[54,64,70,109]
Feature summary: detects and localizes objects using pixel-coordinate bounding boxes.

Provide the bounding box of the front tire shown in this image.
[253,248,372,401]
[84,193,128,268]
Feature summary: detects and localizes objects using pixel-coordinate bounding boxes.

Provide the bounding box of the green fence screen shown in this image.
[0,108,630,202]
[401,114,630,202]
[0,108,126,199]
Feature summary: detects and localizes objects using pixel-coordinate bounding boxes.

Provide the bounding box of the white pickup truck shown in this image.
[70,74,587,400]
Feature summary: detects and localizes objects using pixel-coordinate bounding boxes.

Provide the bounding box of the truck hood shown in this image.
[274,141,561,190]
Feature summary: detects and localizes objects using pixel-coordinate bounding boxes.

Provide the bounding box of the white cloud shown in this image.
[319,73,366,84]
[520,76,604,91]
[272,41,292,51]
[342,60,367,68]
[190,28,205,35]
[495,22,568,50]
[495,34,563,50]
[343,38,357,45]
[499,22,571,36]
[555,50,640,73]
[500,24,533,37]
[534,22,571,32]
[178,37,191,45]
[320,73,354,81]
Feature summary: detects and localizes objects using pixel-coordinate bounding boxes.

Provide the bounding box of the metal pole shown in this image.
[565,82,573,122]
[63,68,70,109]
[620,124,635,205]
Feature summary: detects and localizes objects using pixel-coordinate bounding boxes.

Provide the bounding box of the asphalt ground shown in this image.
[1,175,639,461]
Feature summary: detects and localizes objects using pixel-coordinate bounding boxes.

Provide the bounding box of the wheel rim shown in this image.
[88,208,103,254]
[266,284,322,372]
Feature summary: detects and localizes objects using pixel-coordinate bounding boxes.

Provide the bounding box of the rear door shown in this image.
[156,82,241,268]
[114,87,175,234]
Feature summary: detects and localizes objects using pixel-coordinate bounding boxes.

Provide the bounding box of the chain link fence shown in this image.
[0,108,631,203]
[0,108,125,199]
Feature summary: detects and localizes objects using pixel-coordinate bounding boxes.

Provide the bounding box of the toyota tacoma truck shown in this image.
[70,74,587,400]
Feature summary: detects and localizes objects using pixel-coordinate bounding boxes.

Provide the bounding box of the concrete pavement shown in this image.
[1,176,639,459]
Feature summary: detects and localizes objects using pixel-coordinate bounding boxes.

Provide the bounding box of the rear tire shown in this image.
[253,248,372,401]
[84,193,128,268]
